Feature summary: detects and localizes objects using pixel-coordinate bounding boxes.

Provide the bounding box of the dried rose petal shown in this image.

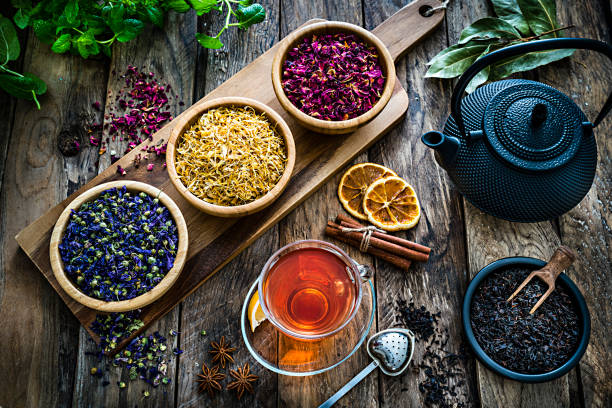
[88,66,180,157]
[281,32,385,121]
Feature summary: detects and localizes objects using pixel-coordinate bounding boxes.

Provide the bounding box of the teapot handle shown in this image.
[451,38,612,138]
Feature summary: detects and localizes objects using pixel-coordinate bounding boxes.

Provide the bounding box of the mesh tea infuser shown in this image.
[318,328,415,408]
[422,38,612,222]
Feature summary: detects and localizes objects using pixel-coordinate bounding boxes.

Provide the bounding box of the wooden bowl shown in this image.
[271,21,396,135]
[166,97,296,217]
[50,180,189,313]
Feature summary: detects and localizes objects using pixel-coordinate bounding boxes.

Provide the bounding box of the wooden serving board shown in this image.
[15,1,443,351]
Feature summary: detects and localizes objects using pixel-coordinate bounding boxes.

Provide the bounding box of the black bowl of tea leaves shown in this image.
[462,257,590,383]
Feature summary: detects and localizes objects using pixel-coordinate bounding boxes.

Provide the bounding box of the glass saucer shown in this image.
[241,278,375,376]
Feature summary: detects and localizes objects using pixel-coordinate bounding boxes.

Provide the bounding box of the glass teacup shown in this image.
[258,240,372,340]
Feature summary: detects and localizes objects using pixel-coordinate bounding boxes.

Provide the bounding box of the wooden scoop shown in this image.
[507,246,577,314]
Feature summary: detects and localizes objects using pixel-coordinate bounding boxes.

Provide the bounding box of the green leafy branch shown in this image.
[1,0,265,108]
[10,0,266,60]
[0,13,45,109]
[193,0,266,49]
[426,0,574,93]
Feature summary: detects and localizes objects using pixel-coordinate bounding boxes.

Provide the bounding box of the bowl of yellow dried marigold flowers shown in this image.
[167,97,296,217]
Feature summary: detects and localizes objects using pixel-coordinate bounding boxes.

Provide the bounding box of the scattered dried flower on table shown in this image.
[59,186,179,301]
[113,332,172,387]
[175,106,287,206]
[281,33,385,121]
[209,336,236,368]
[90,310,144,354]
[88,66,178,158]
[196,364,226,397]
[227,363,258,400]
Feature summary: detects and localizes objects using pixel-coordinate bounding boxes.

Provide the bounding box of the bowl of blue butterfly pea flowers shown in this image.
[50,180,188,312]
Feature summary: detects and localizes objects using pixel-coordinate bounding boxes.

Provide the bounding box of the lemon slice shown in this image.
[248,290,267,332]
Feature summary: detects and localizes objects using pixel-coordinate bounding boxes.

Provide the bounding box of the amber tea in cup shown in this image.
[258,240,370,340]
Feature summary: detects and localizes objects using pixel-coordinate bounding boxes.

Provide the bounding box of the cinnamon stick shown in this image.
[325,226,412,271]
[336,214,431,254]
[327,221,429,262]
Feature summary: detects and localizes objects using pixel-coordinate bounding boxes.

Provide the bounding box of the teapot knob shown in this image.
[531,103,548,128]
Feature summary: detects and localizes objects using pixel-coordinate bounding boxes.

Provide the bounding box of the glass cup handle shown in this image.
[357,264,373,281]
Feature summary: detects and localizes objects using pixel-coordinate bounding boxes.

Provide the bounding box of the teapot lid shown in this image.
[483,82,584,172]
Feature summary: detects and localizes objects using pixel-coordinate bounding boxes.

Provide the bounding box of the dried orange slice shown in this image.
[363,176,420,231]
[338,163,397,220]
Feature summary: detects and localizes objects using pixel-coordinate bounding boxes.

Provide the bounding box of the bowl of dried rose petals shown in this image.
[272,21,396,135]
[50,180,188,312]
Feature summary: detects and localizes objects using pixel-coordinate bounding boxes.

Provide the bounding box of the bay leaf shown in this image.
[517,0,558,36]
[425,43,490,78]
[459,17,522,44]
[465,45,492,93]
[491,0,531,35]
[490,48,574,79]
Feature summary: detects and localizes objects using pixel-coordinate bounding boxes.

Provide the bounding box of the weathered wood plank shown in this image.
[453,1,573,405]
[538,1,612,407]
[0,30,108,407]
[71,10,197,408]
[276,2,379,408]
[364,1,479,407]
[176,2,280,407]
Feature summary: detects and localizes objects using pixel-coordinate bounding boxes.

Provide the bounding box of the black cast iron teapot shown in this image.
[422,38,612,222]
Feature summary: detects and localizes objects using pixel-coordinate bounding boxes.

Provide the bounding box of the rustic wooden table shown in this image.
[0,1,610,407]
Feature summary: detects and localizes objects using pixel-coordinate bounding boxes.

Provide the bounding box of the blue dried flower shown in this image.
[59,186,179,302]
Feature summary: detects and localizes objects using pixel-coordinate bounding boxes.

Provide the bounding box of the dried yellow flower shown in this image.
[175,106,287,206]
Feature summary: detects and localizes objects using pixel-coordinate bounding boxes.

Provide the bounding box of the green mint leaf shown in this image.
[55,13,80,33]
[459,17,522,44]
[0,72,45,100]
[33,20,56,44]
[165,0,191,13]
[425,43,490,78]
[51,33,71,53]
[195,33,223,49]
[85,15,107,36]
[108,4,126,33]
[235,4,265,29]
[0,15,21,62]
[491,0,531,35]
[116,19,144,42]
[64,0,79,25]
[516,0,558,36]
[76,31,99,59]
[13,9,30,29]
[239,0,253,5]
[101,43,111,58]
[146,7,164,28]
[464,45,493,93]
[189,0,219,15]
[24,72,46,94]
[490,48,574,79]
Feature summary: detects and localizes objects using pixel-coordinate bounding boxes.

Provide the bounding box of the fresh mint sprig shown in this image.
[11,0,266,60]
[0,13,46,109]
[193,0,265,49]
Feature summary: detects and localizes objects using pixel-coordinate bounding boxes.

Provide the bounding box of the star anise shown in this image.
[209,336,236,368]
[195,363,225,397]
[227,362,258,400]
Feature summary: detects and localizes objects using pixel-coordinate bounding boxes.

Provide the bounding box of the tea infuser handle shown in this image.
[318,361,379,408]
[450,38,612,138]
[542,245,577,281]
